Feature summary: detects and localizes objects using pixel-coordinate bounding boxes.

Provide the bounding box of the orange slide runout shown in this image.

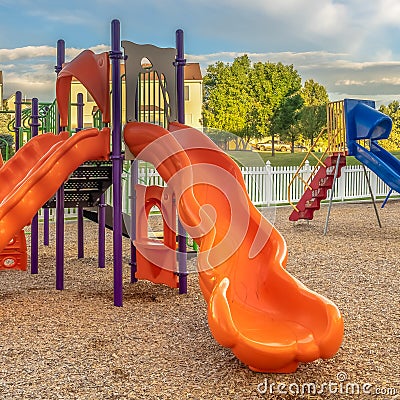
[124,121,344,373]
[0,128,110,254]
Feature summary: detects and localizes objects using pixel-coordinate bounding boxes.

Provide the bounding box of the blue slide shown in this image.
[351,142,400,193]
[344,98,400,193]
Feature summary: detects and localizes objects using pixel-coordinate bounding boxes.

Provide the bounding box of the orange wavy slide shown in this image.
[0,128,110,253]
[124,121,344,373]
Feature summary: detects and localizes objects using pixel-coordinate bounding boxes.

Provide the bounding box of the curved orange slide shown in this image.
[124,121,343,373]
[0,128,110,253]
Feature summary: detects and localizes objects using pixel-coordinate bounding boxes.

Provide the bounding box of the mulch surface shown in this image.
[0,201,398,399]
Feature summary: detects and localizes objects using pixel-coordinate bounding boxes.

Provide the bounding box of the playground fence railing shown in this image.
[38,160,398,221]
[241,160,398,206]
[132,160,397,207]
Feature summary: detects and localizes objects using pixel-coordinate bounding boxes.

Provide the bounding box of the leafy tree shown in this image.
[202,58,326,155]
[298,79,329,146]
[301,79,329,106]
[379,101,400,150]
[297,105,327,146]
[271,93,304,152]
[202,55,254,144]
[250,62,303,154]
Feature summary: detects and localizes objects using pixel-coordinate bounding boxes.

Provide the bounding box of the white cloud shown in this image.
[0,46,55,62]
[66,45,110,59]
[0,44,111,100]
[374,0,400,26]
[187,50,400,105]
[1,41,400,106]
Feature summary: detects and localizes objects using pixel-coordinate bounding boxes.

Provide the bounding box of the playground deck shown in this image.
[0,202,398,399]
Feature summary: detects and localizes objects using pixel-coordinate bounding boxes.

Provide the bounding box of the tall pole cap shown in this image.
[55,39,65,75]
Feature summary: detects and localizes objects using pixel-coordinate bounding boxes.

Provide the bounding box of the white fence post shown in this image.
[265,161,273,206]
[302,160,311,184]
[338,166,346,201]
[369,167,378,199]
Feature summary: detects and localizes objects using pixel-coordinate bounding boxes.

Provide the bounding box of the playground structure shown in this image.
[0,20,344,373]
[288,99,398,225]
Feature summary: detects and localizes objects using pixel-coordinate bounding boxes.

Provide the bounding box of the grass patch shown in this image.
[226,150,265,167]
[253,150,400,167]
[137,149,400,169]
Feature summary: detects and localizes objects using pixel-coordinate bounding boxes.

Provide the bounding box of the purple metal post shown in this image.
[76,93,84,259]
[30,98,40,274]
[175,29,188,294]
[130,160,138,283]
[130,71,140,283]
[14,91,22,151]
[98,194,106,268]
[110,19,123,306]
[43,209,50,245]
[55,39,65,290]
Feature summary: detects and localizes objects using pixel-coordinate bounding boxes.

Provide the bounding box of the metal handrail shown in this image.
[288,100,350,212]
[287,127,329,211]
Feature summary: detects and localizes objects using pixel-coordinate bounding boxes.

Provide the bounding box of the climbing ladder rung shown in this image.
[289,155,346,222]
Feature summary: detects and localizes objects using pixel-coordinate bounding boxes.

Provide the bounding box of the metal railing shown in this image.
[287,101,349,211]
[287,127,329,210]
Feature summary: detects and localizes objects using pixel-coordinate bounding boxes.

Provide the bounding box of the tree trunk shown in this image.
[271,132,275,156]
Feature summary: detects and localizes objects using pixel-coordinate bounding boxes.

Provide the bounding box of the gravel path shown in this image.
[0,201,398,399]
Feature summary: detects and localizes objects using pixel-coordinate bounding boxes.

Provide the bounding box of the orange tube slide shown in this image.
[0,128,110,253]
[124,121,343,373]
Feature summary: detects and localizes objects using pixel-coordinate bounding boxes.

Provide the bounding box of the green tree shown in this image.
[250,62,303,154]
[301,79,329,106]
[298,79,329,146]
[379,101,400,150]
[202,57,322,155]
[202,55,255,145]
[273,93,304,152]
[297,105,327,146]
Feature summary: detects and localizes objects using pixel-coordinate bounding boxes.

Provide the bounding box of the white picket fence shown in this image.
[129,160,396,207]
[40,160,397,220]
[242,160,397,206]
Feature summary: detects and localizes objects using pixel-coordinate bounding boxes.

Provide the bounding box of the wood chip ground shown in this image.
[0,201,398,399]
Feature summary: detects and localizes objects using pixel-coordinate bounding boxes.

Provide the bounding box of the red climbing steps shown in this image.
[289,154,346,221]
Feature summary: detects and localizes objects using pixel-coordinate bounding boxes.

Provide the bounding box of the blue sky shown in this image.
[2,0,400,105]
